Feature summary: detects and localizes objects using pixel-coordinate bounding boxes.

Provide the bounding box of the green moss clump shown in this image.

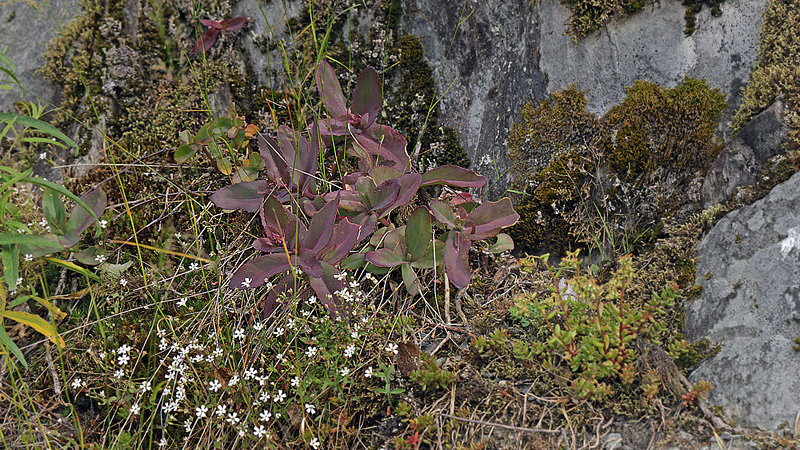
[561,0,646,39]
[733,0,800,152]
[508,78,725,257]
[681,0,725,35]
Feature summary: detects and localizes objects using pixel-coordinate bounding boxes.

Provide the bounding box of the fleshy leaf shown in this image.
[444,231,471,289]
[66,189,107,238]
[410,239,445,269]
[42,188,66,234]
[211,180,269,213]
[401,263,421,296]
[230,253,295,289]
[315,60,347,118]
[1,245,19,290]
[364,248,406,268]
[421,165,487,188]
[350,67,382,128]
[225,16,247,31]
[429,200,458,229]
[308,261,347,317]
[174,144,197,163]
[465,198,520,240]
[405,207,432,262]
[488,233,514,254]
[303,194,339,254]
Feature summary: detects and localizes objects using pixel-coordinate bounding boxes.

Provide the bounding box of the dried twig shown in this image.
[438,413,561,434]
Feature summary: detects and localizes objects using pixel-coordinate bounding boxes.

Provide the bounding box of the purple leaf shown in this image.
[356,126,409,170]
[421,165,487,189]
[350,67,382,129]
[365,248,406,267]
[308,261,347,316]
[445,231,471,289]
[211,180,269,212]
[297,248,323,278]
[200,19,222,29]
[320,217,361,263]
[316,61,347,118]
[257,134,288,186]
[377,173,421,219]
[261,274,293,318]
[225,16,247,31]
[230,253,294,289]
[465,198,520,240]
[303,194,339,254]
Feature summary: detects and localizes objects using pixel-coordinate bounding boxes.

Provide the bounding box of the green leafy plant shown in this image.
[0,166,106,290]
[409,352,454,392]
[530,251,679,400]
[175,114,262,182]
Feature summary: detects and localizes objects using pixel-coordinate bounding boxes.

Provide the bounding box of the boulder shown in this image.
[687,170,800,431]
[401,0,544,199]
[0,0,80,112]
[701,99,789,207]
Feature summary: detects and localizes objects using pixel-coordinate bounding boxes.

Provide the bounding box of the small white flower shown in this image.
[241,277,252,288]
[287,318,296,330]
[226,412,240,425]
[344,344,356,358]
[117,353,130,365]
[157,438,167,447]
[310,437,321,449]
[385,343,398,355]
[273,327,284,337]
[140,381,151,392]
[117,344,132,355]
[351,330,359,339]
[291,376,300,387]
[95,254,107,264]
[174,232,181,240]
[253,322,265,331]
[119,278,127,286]
[364,366,373,378]
[233,328,245,340]
[216,404,227,417]
[196,405,208,418]
[253,425,267,438]
[259,409,272,422]
[24,254,33,262]
[305,403,316,415]
[244,368,257,380]
[334,272,346,281]
[273,389,286,403]
[307,295,317,304]
[113,369,125,378]
[130,404,140,415]
[188,262,199,271]
[305,346,318,358]
[39,152,46,160]
[71,378,83,390]
[340,366,350,377]
[99,219,108,229]
[228,375,239,386]
[208,380,222,392]
[238,428,246,437]
[259,391,271,403]
[176,297,187,307]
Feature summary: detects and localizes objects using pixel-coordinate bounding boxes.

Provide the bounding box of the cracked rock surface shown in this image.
[688,170,800,431]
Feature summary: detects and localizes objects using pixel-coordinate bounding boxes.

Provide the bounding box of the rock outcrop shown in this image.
[701,99,789,207]
[687,170,800,431]
[538,0,766,120]
[401,0,544,198]
[0,0,79,112]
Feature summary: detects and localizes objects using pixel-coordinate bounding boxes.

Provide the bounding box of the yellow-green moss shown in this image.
[733,0,800,152]
[508,78,725,256]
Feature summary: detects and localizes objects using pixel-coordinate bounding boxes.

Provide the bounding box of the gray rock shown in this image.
[538,0,765,120]
[0,0,80,112]
[701,99,789,207]
[687,170,800,431]
[401,0,545,199]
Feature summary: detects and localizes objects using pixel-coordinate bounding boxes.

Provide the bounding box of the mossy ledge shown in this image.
[507,77,725,257]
